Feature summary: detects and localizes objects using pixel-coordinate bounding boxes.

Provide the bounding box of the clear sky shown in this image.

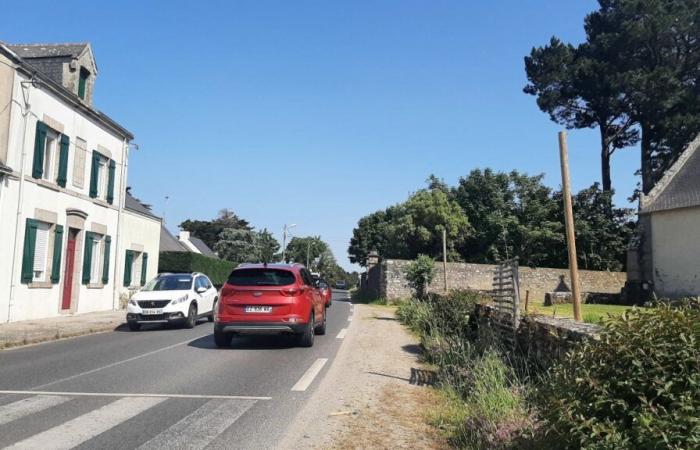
[3,0,639,271]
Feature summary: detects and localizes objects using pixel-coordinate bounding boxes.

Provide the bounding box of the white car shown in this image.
[126,272,218,331]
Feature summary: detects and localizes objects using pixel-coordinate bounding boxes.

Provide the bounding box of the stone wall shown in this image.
[380,259,626,305]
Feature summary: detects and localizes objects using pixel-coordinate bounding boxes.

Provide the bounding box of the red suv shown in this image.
[214,263,327,348]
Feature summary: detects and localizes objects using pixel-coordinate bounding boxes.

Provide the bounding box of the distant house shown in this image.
[120,190,161,293]
[159,228,217,258]
[627,134,700,299]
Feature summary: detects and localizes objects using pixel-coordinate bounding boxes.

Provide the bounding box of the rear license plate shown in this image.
[142,308,163,315]
[245,306,272,313]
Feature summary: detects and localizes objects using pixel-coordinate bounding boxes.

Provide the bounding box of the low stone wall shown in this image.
[380,259,625,305]
[474,303,600,369]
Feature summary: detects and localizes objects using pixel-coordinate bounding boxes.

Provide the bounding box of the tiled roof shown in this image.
[641,133,700,214]
[7,43,89,59]
[160,225,188,252]
[188,236,218,258]
[124,192,160,220]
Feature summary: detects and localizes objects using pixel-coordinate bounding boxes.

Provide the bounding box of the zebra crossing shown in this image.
[0,392,260,449]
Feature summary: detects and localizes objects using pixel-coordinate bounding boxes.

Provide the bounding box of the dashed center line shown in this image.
[336,328,348,339]
[291,358,328,391]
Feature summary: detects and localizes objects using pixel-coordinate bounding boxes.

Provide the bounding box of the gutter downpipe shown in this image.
[7,74,31,323]
[112,138,129,311]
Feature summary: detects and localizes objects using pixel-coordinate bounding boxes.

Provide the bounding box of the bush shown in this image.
[158,251,236,287]
[539,305,700,449]
[405,254,436,299]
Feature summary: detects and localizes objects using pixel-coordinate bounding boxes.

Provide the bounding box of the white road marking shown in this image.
[336,328,348,339]
[5,396,164,450]
[291,358,328,392]
[136,398,256,450]
[0,395,71,426]
[0,390,271,401]
[30,333,211,390]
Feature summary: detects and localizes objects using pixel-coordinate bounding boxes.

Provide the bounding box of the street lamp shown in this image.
[282,223,297,262]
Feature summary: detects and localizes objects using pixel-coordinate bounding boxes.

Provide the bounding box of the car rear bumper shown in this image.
[126,312,187,324]
[215,321,307,334]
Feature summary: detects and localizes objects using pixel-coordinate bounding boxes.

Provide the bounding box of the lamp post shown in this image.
[282,223,297,262]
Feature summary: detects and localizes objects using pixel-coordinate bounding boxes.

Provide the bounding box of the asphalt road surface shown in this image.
[0,290,353,450]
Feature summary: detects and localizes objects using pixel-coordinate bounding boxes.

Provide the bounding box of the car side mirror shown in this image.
[196,286,206,294]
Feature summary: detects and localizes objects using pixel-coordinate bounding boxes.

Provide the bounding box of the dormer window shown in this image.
[78,67,90,100]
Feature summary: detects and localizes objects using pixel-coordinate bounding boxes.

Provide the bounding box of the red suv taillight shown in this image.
[280,288,302,297]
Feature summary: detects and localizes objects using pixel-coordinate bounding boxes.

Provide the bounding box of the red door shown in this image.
[61,231,77,310]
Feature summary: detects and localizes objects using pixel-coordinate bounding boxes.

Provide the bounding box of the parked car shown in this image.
[214,263,326,348]
[317,278,333,307]
[126,272,218,331]
[335,280,347,289]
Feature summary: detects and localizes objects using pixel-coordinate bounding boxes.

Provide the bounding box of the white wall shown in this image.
[651,207,700,298]
[117,210,161,299]
[1,69,129,322]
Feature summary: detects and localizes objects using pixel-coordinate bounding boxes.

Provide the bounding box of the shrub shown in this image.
[405,254,436,299]
[539,305,700,449]
[158,251,236,287]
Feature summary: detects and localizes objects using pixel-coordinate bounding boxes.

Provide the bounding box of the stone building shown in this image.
[626,133,700,299]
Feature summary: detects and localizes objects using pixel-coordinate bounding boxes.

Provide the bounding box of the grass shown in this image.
[525,303,637,323]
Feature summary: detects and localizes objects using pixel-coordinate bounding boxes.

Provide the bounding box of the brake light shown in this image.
[280,288,302,297]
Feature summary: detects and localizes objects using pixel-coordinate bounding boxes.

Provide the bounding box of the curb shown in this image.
[0,321,126,351]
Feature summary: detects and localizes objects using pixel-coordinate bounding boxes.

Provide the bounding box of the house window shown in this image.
[78,67,89,100]
[32,222,51,281]
[42,131,58,182]
[131,252,141,287]
[90,234,102,284]
[96,156,107,198]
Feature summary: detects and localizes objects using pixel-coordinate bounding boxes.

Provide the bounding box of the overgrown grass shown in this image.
[350,289,389,305]
[526,303,634,324]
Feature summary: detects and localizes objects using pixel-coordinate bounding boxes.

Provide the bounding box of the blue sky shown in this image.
[3,0,639,271]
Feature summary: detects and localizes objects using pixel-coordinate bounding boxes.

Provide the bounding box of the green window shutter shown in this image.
[123,250,134,287]
[89,151,99,198]
[82,232,94,284]
[140,252,148,286]
[102,235,111,284]
[21,219,39,283]
[106,160,116,204]
[50,225,64,283]
[57,135,70,187]
[32,122,47,179]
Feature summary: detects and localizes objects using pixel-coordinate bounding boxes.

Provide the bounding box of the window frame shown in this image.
[32,221,51,282]
[89,234,103,284]
[42,130,58,182]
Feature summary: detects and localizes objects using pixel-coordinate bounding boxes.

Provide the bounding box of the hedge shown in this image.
[158,251,236,287]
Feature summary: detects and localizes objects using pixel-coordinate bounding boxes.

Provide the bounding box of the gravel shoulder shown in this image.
[278,303,446,449]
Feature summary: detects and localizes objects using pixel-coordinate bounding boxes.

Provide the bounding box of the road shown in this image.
[0,290,353,450]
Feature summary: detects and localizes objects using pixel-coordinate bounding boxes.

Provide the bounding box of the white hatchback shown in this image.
[126,272,218,331]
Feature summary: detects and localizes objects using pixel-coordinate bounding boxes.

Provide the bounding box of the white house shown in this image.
[0,42,159,322]
[627,133,700,299]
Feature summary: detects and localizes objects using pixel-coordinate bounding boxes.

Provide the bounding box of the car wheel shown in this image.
[185,303,197,329]
[315,307,327,335]
[128,322,140,331]
[214,329,231,348]
[208,299,217,322]
[297,312,315,347]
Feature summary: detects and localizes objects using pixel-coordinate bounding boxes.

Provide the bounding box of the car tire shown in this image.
[315,307,327,335]
[184,303,197,329]
[214,329,231,348]
[297,312,315,347]
[208,299,217,322]
[128,322,140,331]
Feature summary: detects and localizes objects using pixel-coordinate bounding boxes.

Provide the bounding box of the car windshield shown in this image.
[227,269,296,286]
[142,275,193,291]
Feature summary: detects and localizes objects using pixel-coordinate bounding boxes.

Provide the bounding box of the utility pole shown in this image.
[558,131,582,322]
[282,223,297,263]
[306,241,311,269]
[442,228,448,293]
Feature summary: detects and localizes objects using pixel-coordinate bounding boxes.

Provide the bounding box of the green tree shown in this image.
[180,209,251,250]
[524,37,637,192]
[284,236,328,266]
[256,228,279,264]
[405,255,436,300]
[214,228,258,265]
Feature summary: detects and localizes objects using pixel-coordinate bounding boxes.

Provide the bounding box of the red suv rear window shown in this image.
[227,269,296,286]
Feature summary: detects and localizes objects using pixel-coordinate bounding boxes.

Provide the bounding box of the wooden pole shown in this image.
[442,228,448,293]
[558,131,582,322]
[524,290,530,313]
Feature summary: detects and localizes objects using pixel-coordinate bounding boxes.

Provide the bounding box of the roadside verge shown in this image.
[278,303,446,449]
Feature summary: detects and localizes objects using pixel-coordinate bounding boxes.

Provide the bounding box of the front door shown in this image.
[61,229,78,310]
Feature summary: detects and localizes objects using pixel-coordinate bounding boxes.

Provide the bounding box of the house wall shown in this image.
[117,210,161,300]
[0,54,14,163]
[0,68,128,322]
[651,207,700,298]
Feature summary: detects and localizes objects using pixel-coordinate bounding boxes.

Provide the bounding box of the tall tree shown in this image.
[584,0,700,194]
[256,228,280,263]
[180,209,251,250]
[284,236,328,266]
[524,37,637,192]
[214,228,258,265]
